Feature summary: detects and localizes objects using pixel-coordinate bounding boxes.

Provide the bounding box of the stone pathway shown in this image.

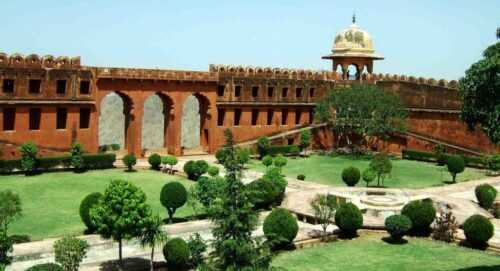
[8,155,500,270]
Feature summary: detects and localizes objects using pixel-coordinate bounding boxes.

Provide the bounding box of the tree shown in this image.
[310,194,338,240]
[369,153,392,187]
[53,236,89,271]
[447,155,465,183]
[19,141,38,175]
[187,233,207,268]
[160,182,187,223]
[208,129,271,270]
[458,42,500,145]
[274,155,287,173]
[315,85,407,148]
[299,129,312,156]
[70,142,85,172]
[90,180,152,266]
[362,168,376,187]
[0,190,21,270]
[161,155,178,174]
[139,215,167,271]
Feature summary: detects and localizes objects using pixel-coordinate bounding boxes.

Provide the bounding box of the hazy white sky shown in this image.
[1,0,498,80]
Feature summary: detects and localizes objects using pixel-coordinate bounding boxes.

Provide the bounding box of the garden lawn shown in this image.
[273,233,500,271]
[248,155,486,189]
[1,169,195,240]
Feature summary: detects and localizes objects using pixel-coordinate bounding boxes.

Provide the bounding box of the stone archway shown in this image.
[181,93,210,153]
[99,92,128,150]
[141,93,174,153]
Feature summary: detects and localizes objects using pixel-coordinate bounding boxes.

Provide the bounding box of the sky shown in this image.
[1,0,498,80]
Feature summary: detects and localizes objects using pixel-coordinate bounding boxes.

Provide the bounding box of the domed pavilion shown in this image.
[322,15,384,80]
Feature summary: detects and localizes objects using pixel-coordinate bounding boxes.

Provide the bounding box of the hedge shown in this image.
[267,145,301,156]
[402,149,485,168]
[0,153,115,174]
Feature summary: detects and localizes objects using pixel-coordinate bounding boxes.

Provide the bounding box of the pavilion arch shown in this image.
[181,93,211,153]
[98,91,133,151]
[347,64,359,80]
[141,92,174,152]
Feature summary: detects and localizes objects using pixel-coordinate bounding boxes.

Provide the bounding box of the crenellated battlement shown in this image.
[209,64,342,81]
[0,52,81,69]
[369,73,458,89]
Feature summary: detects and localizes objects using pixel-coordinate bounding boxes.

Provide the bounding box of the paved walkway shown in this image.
[8,154,500,271]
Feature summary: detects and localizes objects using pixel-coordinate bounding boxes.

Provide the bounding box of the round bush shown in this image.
[163,238,190,266]
[475,184,498,209]
[335,203,363,236]
[248,178,282,209]
[401,200,436,234]
[122,154,137,171]
[297,174,306,181]
[215,148,228,164]
[25,263,63,271]
[362,168,376,186]
[447,155,465,182]
[207,166,220,177]
[342,166,361,187]
[160,182,187,221]
[463,214,494,247]
[263,208,298,248]
[183,160,209,180]
[79,192,103,232]
[262,155,273,167]
[385,215,412,240]
[148,153,162,170]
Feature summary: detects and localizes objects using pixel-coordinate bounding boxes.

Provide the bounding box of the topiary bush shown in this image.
[341,166,361,187]
[25,263,63,271]
[79,192,103,233]
[263,208,298,249]
[207,166,219,177]
[447,155,465,183]
[19,141,38,175]
[257,136,270,159]
[262,155,273,168]
[237,148,251,165]
[475,184,498,209]
[335,203,363,237]
[486,154,500,174]
[385,215,412,241]
[163,238,190,267]
[122,154,137,171]
[183,160,209,181]
[248,178,281,209]
[160,182,187,223]
[161,155,178,174]
[148,153,162,170]
[297,174,306,181]
[401,200,436,235]
[70,142,85,172]
[274,155,287,172]
[463,214,494,248]
[215,148,229,164]
[362,168,376,187]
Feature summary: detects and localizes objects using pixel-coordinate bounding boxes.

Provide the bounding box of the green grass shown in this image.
[1,169,196,240]
[248,155,486,189]
[273,233,500,271]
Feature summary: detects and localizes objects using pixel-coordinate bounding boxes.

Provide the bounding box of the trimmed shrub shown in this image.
[163,238,190,267]
[267,145,301,156]
[401,200,436,235]
[70,143,85,171]
[79,192,103,233]
[19,141,38,174]
[183,160,209,181]
[463,214,494,247]
[385,215,412,241]
[37,156,71,171]
[370,153,392,187]
[0,159,21,174]
[81,154,116,169]
[402,149,436,162]
[248,178,281,209]
[148,153,162,170]
[122,154,137,171]
[215,148,229,164]
[207,166,219,177]
[262,155,273,168]
[263,208,298,249]
[257,136,270,159]
[25,263,63,271]
[54,235,89,271]
[362,168,376,187]
[237,148,251,165]
[341,166,361,187]
[335,203,363,236]
[475,184,498,209]
[447,155,465,183]
[274,155,287,170]
[486,154,500,172]
[160,182,187,223]
[193,176,225,208]
[161,155,178,174]
[297,174,306,181]
[434,144,447,166]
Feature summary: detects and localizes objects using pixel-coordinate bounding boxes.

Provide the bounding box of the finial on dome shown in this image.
[352,13,356,24]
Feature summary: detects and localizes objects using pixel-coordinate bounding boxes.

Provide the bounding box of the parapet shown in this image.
[0,52,81,69]
[370,73,458,89]
[95,67,218,82]
[209,64,341,81]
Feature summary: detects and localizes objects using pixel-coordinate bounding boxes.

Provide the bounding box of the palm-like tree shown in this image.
[140,215,168,271]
